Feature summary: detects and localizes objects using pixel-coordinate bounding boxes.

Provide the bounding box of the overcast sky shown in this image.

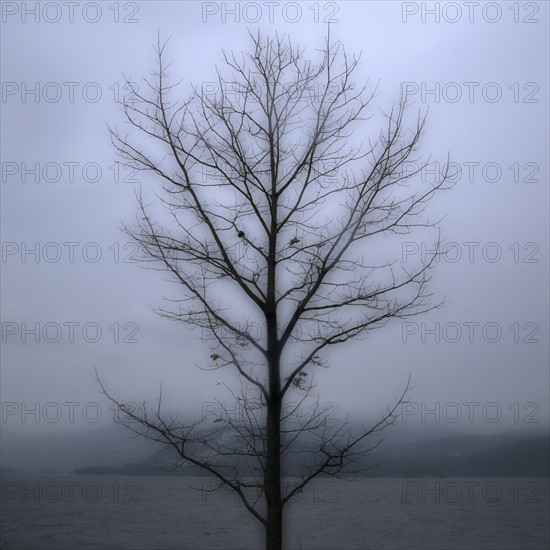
[1,1,548,439]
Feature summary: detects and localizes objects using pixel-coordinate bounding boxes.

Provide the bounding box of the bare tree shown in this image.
[103,30,450,550]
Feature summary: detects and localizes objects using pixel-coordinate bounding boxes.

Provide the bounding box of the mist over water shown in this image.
[2,1,549,549]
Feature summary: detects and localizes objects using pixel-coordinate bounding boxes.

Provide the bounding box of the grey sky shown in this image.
[1,1,548,438]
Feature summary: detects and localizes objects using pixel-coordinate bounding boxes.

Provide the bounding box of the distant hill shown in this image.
[3,419,547,478]
[74,446,204,476]
[369,432,549,477]
[73,426,550,478]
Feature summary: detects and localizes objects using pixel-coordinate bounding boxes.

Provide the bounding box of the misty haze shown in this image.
[1,2,549,550]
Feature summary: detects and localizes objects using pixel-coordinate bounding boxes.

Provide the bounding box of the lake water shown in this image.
[1,475,548,549]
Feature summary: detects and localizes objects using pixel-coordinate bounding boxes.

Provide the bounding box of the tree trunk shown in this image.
[265,397,283,550]
[265,170,282,549]
[265,302,283,550]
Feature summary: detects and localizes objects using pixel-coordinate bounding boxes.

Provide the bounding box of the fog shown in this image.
[1,1,548,469]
